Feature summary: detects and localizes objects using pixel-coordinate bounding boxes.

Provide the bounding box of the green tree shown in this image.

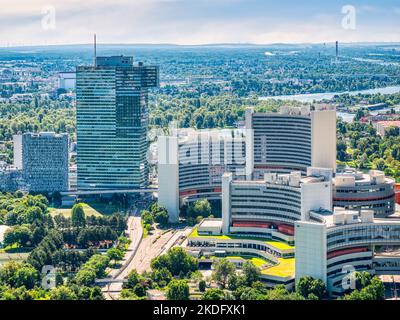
[212,259,236,288]
[141,210,154,225]
[152,268,173,287]
[3,225,32,247]
[198,280,206,292]
[75,269,97,287]
[124,270,140,289]
[167,279,190,300]
[71,204,86,228]
[151,247,197,277]
[0,261,39,290]
[202,288,225,300]
[49,286,77,300]
[296,276,326,300]
[107,248,124,266]
[155,210,169,226]
[266,285,305,300]
[242,261,261,286]
[133,284,146,297]
[188,199,212,219]
[355,271,373,290]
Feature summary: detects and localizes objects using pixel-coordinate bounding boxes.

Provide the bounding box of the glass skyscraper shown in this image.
[76,56,159,190]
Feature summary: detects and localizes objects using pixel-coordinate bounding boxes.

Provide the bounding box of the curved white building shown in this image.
[245,105,336,179]
[158,129,246,223]
[333,169,395,217]
[296,207,400,296]
[221,167,333,235]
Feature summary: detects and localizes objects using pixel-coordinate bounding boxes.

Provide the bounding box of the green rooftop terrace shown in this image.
[189,227,295,251]
[225,255,272,268]
[261,258,295,278]
[209,254,294,279]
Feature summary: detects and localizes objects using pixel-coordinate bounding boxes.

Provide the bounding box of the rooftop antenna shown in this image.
[94,34,97,67]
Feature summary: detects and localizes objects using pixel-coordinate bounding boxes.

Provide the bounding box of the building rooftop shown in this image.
[174,128,245,144]
[375,120,400,128]
[310,207,400,228]
[22,132,67,138]
[199,219,223,229]
[261,258,295,279]
[334,169,394,186]
[189,227,294,251]
[233,169,329,188]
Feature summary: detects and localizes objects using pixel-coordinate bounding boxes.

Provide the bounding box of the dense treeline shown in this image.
[337,119,400,181]
[0,193,129,300]
[0,101,75,163]
[330,92,400,107]
[149,94,296,129]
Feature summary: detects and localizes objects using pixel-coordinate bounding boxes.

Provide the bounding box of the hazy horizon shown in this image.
[1,0,399,47]
[1,41,400,50]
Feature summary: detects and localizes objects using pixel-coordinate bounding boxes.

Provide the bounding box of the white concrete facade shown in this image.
[311,106,337,172]
[301,180,332,221]
[157,136,180,223]
[245,107,254,180]
[13,135,22,169]
[295,220,327,284]
[222,172,232,234]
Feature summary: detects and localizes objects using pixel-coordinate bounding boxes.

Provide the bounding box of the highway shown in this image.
[101,208,143,300]
[101,222,191,299]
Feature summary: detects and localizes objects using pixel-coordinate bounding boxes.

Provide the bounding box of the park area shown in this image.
[49,202,124,218]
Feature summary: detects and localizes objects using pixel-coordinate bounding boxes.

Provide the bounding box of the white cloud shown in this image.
[0,0,399,46]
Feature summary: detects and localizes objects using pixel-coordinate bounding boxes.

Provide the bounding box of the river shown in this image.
[260,85,400,123]
[259,86,400,103]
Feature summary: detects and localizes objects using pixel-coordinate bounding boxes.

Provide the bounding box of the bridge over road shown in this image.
[60,189,158,196]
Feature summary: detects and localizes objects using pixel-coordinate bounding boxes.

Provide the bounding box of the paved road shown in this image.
[101,209,143,300]
[100,202,192,300]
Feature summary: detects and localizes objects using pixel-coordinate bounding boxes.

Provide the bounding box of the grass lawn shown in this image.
[189,227,294,251]
[50,202,125,218]
[226,255,271,268]
[49,203,101,218]
[85,201,124,215]
[0,251,30,266]
[261,258,295,278]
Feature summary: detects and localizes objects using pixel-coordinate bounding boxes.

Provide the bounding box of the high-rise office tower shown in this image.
[76,56,159,190]
[245,105,336,179]
[13,132,69,192]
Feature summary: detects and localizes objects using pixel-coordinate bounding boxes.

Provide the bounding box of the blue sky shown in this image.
[0,0,399,46]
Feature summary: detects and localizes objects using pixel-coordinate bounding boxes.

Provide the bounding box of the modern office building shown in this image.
[58,72,76,91]
[158,128,246,223]
[296,207,400,296]
[0,166,24,192]
[180,103,400,296]
[333,169,395,217]
[13,132,69,192]
[186,167,333,289]
[187,181,400,296]
[158,105,336,222]
[76,56,159,190]
[245,105,336,179]
[221,167,333,235]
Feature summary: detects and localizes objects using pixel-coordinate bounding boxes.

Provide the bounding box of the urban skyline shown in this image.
[0,0,400,304]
